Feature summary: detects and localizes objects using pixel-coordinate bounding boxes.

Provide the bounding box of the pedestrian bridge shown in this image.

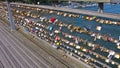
[1,2,120,68]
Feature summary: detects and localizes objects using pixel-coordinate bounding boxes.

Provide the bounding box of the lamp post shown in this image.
[6,0,15,31]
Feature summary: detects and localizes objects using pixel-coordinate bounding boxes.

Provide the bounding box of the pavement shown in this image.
[0,17,89,68]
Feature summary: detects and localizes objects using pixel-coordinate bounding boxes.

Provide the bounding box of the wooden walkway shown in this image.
[0,18,89,68]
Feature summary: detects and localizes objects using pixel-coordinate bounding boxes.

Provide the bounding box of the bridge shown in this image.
[59,0,120,13]
[1,2,120,67]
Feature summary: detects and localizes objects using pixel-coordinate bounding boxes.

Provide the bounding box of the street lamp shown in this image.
[6,0,15,31]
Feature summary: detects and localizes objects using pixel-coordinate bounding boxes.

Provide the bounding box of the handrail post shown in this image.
[6,0,15,31]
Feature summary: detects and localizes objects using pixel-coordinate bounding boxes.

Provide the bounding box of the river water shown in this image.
[80,3,120,14]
